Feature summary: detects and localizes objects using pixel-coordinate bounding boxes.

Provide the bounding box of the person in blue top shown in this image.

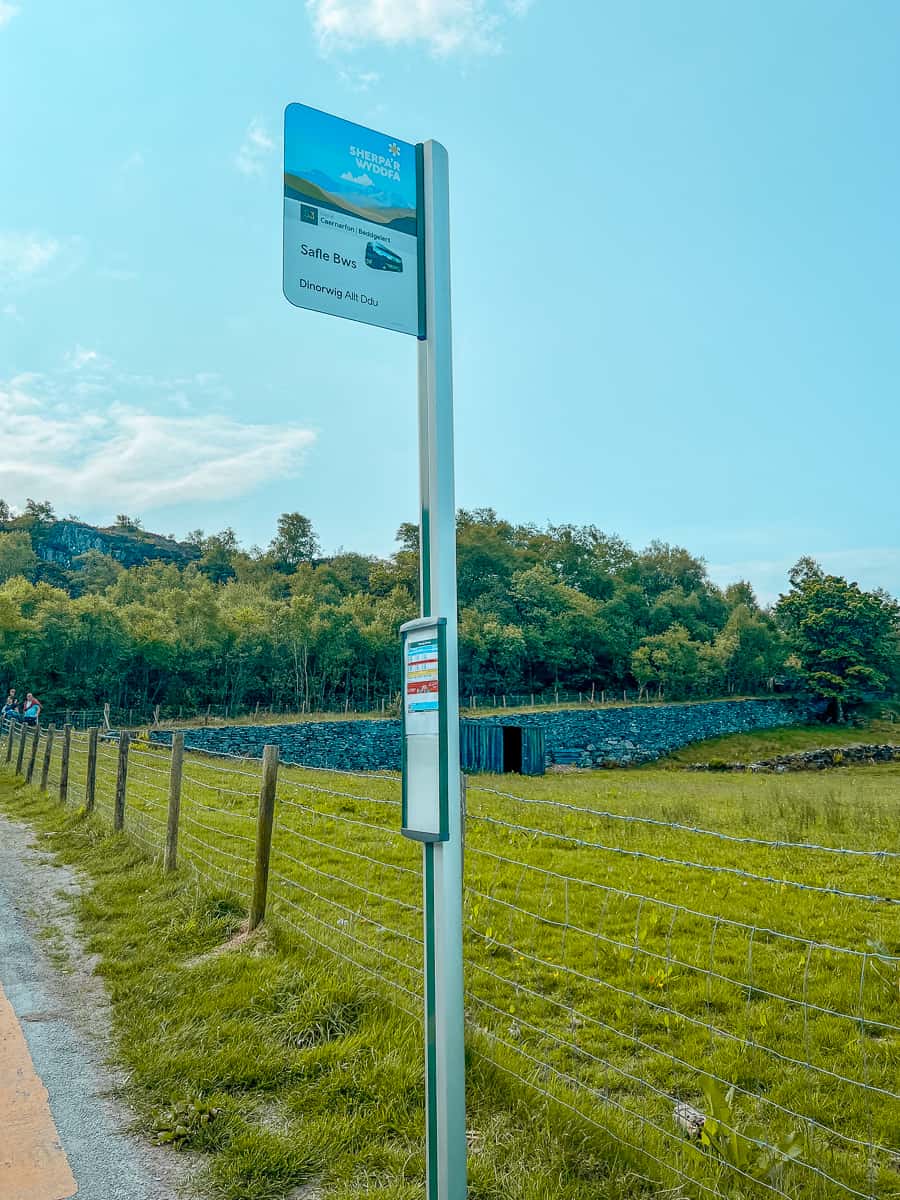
[2,689,18,720]
[20,692,41,726]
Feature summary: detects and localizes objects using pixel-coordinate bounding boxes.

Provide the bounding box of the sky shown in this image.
[1,0,898,604]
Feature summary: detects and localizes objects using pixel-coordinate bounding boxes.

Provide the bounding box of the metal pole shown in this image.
[417,137,466,1200]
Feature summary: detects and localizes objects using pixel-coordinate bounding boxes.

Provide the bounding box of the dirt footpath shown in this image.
[0,812,199,1200]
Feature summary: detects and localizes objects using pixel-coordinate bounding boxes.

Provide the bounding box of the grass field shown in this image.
[2,719,899,1200]
[663,717,898,765]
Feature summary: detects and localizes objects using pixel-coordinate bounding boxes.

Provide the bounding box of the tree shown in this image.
[713,604,785,694]
[270,513,319,570]
[71,550,123,594]
[0,499,12,522]
[777,559,900,720]
[632,624,703,699]
[114,514,143,531]
[0,532,38,583]
[23,498,55,523]
[199,533,238,584]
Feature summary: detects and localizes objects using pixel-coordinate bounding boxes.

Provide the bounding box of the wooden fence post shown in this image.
[5,719,15,764]
[85,727,99,813]
[113,731,130,832]
[25,725,40,784]
[59,725,72,804]
[15,724,28,774]
[249,745,279,930]
[164,733,184,872]
[40,725,55,792]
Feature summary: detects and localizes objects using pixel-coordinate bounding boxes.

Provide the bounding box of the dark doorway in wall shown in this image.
[502,725,523,774]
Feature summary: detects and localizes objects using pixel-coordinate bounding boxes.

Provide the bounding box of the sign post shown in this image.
[283,108,466,1200]
[414,139,467,1200]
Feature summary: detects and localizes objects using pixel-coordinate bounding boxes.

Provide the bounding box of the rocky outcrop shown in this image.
[28,521,198,570]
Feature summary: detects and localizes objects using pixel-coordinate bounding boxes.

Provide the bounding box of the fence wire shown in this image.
[3,715,899,1199]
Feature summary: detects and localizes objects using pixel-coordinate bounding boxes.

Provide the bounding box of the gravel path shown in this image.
[0,811,201,1200]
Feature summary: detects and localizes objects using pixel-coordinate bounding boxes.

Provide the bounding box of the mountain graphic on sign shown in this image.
[284,168,417,235]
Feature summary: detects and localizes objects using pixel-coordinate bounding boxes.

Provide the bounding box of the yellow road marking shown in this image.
[0,983,77,1200]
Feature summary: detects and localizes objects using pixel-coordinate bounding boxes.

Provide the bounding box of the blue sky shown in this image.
[1,1,898,603]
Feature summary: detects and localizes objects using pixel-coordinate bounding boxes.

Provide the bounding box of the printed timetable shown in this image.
[406,637,439,714]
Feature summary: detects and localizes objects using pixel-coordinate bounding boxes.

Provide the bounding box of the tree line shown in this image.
[0,503,897,719]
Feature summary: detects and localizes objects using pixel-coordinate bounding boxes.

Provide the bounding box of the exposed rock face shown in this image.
[29,521,198,570]
[690,744,900,772]
[150,699,817,771]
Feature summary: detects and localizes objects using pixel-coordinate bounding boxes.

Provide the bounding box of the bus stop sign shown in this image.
[283,103,421,336]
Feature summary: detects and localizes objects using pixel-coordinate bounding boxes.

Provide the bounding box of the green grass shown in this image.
[663,717,898,765]
[0,771,652,1200]
[3,724,900,1200]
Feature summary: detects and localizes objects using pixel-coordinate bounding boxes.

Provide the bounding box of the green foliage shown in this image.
[151,1094,222,1147]
[0,531,38,583]
[24,497,56,522]
[71,549,123,594]
[691,1075,803,1186]
[777,558,899,718]
[269,512,319,570]
[3,509,895,715]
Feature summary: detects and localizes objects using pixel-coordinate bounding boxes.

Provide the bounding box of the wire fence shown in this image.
[35,685,814,733]
[2,713,899,1199]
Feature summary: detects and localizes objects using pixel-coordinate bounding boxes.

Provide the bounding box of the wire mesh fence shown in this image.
[2,713,898,1199]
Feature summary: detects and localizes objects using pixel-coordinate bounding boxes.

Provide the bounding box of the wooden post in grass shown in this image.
[249,744,279,930]
[39,725,55,792]
[113,731,130,832]
[25,725,40,784]
[85,727,99,813]
[5,719,15,764]
[59,725,72,804]
[15,724,27,774]
[164,732,184,872]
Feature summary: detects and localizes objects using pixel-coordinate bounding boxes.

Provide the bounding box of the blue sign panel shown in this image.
[283,103,420,336]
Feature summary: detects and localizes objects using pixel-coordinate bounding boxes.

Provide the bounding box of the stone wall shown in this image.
[688,744,900,772]
[151,698,814,771]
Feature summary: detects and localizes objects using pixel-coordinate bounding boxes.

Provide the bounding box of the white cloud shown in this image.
[338,67,381,91]
[340,170,374,187]
[0,232,60,282]
[306,0,532,55]
[0,370,316,513]
[65,345,102,371]
[0,2,19,30]
[0,231,85,288]
[235,119,276,176]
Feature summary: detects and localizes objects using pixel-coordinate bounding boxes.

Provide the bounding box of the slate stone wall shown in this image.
[150,698,814,771]
[688,743,900,772]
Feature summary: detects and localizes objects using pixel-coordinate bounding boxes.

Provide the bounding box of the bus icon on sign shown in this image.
[365,241,403,272]
[300,204,318,224]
